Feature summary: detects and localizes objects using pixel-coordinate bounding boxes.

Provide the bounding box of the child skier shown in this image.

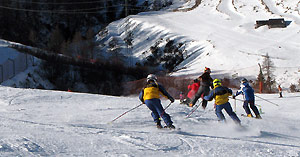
[233,78,262,119]
[179,91,185,103]
[139,74,176,129]
[182,79,200,105]
[204,79,241,124]
[189,67,213,109]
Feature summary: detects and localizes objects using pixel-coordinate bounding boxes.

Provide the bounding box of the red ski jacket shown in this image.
[187,82,200,99]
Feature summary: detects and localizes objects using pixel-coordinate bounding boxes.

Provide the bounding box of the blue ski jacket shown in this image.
[235,82,254,101]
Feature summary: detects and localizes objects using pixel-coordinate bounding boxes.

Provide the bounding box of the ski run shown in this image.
[0,86,299,156]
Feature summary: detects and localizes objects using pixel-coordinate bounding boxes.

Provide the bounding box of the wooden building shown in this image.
[255,18,287,29]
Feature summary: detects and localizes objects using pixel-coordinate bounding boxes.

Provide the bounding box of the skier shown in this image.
[139,74,176,129]
[278,85,283,98]
[182,79,200,105]
[233,78,262,119]
[179,91,185,103]
[204,79,241,124]
[189,67,213,109]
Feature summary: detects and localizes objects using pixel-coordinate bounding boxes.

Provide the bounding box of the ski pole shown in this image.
[159,102,173,117]
[109,103,144,124]
[255,95,279,106]
[229,96,244,102]
[233,98,237,112]
[185,100,202,118]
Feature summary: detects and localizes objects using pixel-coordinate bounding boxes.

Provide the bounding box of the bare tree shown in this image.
[261,53,276,93]
[47,26,65,53]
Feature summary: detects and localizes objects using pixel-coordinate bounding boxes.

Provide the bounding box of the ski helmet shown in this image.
[213,79,222,87]
[241,78,248,83]
[146,74,157,82]
[204,67,211,73]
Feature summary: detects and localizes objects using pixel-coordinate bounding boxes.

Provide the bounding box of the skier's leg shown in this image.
[224,102,241,124]
[215,104,225,121]
[153,99,173,126]
[145,100,160,122]
[243,100,252,115]
[202,99,208,109]
[202,87,210,109]
[249,100,261,118]
[190,87,204,107]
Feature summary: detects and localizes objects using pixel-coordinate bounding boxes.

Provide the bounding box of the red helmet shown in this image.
[204,67,211,73]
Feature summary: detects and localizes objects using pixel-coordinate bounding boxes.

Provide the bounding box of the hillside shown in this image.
[97,0,300,89]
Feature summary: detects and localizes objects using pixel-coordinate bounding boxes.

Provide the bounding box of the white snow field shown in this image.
[0,86,299,156]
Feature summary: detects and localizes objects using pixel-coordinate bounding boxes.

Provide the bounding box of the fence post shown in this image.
[0,65,3,83]
[8,58,15,79]
[26,53,28,68]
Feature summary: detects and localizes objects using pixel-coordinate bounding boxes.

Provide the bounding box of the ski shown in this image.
[241,114,252,118]
[241,114,262,119]
[158,127,181,131]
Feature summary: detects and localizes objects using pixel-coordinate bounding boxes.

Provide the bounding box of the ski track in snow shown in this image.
[0,86,299,156]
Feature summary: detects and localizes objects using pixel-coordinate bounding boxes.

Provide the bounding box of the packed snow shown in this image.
[0,86,299,156]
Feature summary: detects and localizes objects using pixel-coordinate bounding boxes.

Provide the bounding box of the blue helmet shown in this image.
[241,78,248,83]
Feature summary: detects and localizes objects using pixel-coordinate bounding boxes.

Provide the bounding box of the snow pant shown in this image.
[145,99,173,126]
[215,102,241,123]
[279,92,283,98]
[243,100,260,116]
[191,85,210,108]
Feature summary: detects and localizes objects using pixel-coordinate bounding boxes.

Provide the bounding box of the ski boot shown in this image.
[255,114,262,119]
[164,124,176,129]
[202,103,207,110]
[156,121,163,129]
[247,114,253,118]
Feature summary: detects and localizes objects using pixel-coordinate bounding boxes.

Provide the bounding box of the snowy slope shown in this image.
[0,85,299,156]
[97,0,300,88]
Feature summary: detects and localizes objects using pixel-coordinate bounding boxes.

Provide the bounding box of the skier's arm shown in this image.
[158,84,174,102]
[235,90,243,97]
[139,89,145,103]
[209,77,214,89]
[227,87,233,95]
[204,90,214,101]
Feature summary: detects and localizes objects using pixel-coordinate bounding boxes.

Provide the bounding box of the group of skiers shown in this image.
[139,67,262,129]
